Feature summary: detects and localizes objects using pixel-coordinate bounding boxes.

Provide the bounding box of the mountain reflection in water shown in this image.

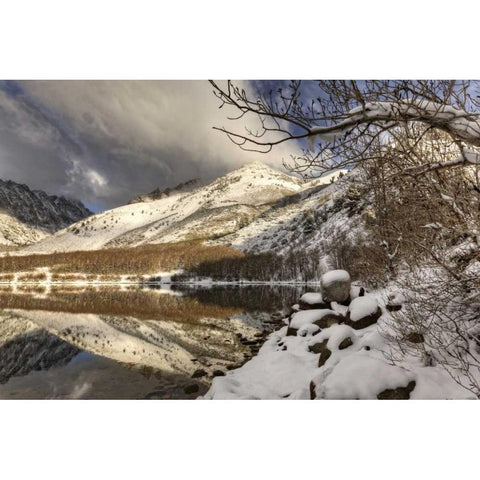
[0,284,309,399]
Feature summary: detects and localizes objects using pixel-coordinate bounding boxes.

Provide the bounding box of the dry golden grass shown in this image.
[0,241,243,276]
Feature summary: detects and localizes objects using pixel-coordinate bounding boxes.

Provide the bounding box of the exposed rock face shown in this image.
[184,383,199,394]
[0,178,91,237]
[377,380,416,400]
[321,270,351,303]
[130,178,201,204]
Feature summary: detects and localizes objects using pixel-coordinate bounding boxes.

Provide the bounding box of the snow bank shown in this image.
[202,328,317,399]
[314,353,415,399]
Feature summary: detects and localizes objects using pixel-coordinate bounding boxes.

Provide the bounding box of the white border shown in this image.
[1,1,479,478]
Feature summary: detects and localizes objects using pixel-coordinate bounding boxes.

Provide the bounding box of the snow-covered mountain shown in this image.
[0,179,92,246]
[21,162,345,254]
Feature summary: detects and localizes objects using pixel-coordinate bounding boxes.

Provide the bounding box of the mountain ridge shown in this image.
[18,162,346,254]
[0,179,92,247]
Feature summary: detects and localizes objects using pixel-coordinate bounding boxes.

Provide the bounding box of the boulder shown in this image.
[212,370,225,377]
[386,291,405,312]
[287,309,344,336]
[298,292,330,310]
[321,270,351,303]
[191,369,208,378]
[377,380,416,400]
[346,296,382,330]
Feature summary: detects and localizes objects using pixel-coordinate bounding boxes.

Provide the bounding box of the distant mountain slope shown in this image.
[22,162,343,254]
[0,179,92,246]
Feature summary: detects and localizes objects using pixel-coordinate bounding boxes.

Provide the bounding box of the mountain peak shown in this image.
[234,160,277,172]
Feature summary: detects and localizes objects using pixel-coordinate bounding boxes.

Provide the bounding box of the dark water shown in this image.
[0,284,309,399]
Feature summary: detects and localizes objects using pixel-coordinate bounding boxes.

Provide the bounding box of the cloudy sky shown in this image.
[0,80,302,212]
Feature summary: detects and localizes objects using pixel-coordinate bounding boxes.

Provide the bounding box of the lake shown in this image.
[0,284,308,399]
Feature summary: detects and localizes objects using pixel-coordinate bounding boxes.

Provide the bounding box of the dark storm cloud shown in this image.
[0,80,300,212]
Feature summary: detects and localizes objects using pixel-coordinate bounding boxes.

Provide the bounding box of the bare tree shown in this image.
[383,268,480,397]
[211,80,480,396]
[210,80,480,178]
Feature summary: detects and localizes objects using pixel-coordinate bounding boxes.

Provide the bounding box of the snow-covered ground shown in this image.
[202,280,475,399]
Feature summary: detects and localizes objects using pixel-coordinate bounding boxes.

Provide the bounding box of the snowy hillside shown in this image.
[0,179,92,246]
[20,162,345,254]
[212,169,362,256]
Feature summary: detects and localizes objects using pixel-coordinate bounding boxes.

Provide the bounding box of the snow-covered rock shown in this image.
[346,296,382,330]
[298,292,328,309]
[288,309,343,334]
[299,292,323,305]
[321,270,351,303]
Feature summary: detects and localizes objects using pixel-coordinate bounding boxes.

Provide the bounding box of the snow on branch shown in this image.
[308,99,480,148]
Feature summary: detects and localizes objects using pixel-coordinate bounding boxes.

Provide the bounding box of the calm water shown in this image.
[0,284,308,399]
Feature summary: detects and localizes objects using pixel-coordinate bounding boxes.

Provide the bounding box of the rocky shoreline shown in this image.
[202,269,475,400]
